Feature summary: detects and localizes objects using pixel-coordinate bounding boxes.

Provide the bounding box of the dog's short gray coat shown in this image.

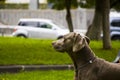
[52,32,120,80]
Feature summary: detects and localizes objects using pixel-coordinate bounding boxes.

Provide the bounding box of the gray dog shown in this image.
[52,32,120,80]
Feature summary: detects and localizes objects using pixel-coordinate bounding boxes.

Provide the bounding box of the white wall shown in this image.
[0,9,88,30]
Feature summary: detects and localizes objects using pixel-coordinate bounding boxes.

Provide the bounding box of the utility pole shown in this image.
[29,0,39,10]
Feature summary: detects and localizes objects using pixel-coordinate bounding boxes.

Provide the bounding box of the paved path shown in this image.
[0,65,74,73]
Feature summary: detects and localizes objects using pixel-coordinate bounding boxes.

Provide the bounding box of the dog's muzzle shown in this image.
[52,42,65,52]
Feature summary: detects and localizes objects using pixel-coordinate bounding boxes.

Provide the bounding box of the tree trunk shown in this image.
[86,0,102,40]
[101,0,111,49]
[65,0,74,32]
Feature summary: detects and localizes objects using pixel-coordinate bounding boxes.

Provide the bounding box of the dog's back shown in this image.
[83,58,120,80]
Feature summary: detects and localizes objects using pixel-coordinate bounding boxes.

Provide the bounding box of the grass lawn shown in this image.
[0,70,74,80]
[90,41,120,61]
[0,37,120,65]
[0,37,71,65]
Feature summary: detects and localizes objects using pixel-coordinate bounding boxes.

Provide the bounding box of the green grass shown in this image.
[90,41,120,62]
[0,37,71,65]
[0,37,120,65]
[0,70,74,80]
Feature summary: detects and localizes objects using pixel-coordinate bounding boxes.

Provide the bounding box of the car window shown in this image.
[40,22,52,29]
[18,21,38,27]
[111,20,120,27]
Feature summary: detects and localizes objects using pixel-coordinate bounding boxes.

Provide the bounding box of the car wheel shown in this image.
[17,34,27,38]
[112,35,120,40]
[57,36,63,39]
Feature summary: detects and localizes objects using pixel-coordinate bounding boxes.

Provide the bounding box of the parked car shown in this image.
[101,12,120,40]
[12,18,69,39]
[110,17,120,40]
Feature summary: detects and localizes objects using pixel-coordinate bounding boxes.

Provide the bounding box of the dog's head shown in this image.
[52,32,90,52]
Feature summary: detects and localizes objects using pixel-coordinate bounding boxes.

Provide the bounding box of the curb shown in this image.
[0,65,74,73]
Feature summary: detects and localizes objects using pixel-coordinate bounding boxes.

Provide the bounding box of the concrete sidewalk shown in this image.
[0,65,74,73]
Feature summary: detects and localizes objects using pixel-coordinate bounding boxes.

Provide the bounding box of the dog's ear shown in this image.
[73,34,85,52]
[85,36,90,44]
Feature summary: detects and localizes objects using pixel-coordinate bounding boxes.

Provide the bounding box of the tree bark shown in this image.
[65,0,74,32]
[86,0,102,40]
[110,0,120,8]
[101,0,111,49]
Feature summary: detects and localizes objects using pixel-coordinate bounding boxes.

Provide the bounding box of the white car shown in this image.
[12,18,69,39]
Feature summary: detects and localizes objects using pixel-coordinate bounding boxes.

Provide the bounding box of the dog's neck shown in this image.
[67,44,96,69]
